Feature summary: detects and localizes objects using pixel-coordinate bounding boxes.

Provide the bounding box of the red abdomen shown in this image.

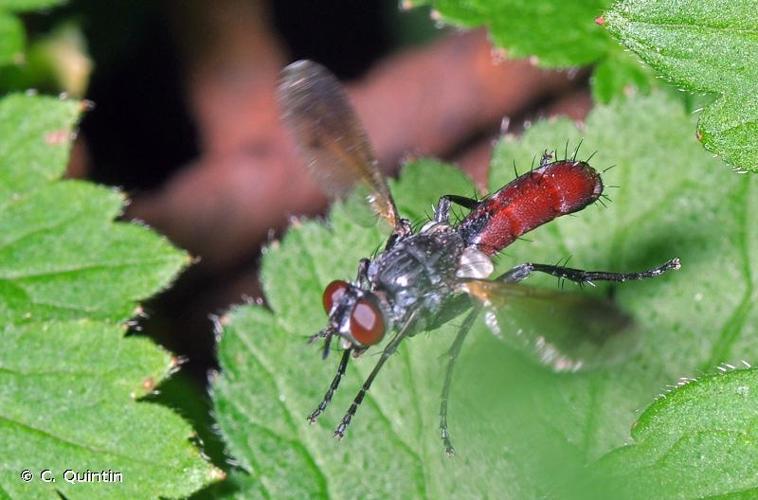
[458,160,602,255]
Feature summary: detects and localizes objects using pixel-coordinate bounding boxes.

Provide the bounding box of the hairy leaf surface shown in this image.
[603,0,758,170]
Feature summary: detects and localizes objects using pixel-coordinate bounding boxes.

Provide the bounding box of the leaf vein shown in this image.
[702,178,754,368]
[0,413,185,470]
[232,322,331,495]
[226,395,322,498]
[2,258,178,280]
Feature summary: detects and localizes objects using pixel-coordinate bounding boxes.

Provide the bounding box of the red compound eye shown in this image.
[322,280,349,314]
[350,296,385,346]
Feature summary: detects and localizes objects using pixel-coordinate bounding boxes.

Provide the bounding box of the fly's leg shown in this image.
[434,195,479,224]
[356,258,370,287]
[439,306,479,456]
[308,348,352,423]
[497,258,681,285]
[334,311,418,439]
[434,196,452,223]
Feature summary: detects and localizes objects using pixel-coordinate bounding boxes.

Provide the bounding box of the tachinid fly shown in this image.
[278,59,680,455]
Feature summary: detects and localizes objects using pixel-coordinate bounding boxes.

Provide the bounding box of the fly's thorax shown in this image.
[367,226,467,323]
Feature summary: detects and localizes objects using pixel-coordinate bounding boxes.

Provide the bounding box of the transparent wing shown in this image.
[279,59,399,228]
[460,279,639,372]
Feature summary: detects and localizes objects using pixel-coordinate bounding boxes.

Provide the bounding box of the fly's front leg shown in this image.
[356,258,370,287]
[497,258,681,285]
[434,195,479,224]
[308,348,352,423]
[439,306,479,456]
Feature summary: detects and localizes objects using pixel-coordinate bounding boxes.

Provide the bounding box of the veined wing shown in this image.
[460,279,639,372]
[279,59,399,228]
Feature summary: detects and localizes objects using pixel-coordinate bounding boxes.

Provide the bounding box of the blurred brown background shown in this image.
[39,0,592,378]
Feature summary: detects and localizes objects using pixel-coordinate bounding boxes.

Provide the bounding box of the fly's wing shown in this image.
[460,279,639,372]
[279,60,399,229]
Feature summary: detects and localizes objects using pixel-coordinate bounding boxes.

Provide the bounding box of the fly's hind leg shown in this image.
[497,258,681,285]
[439,306,479,456]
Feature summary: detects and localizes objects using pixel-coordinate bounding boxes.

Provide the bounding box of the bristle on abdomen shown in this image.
[458,160,603,256]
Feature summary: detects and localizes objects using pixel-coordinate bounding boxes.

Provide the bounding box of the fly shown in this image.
[278,60,680,455]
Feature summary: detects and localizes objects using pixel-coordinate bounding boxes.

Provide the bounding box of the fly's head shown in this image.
[313,279,390,358]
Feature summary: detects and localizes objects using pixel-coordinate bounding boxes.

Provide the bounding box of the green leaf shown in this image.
[0,94,217,497]
[0,0,64,66]
[0,95,81,199]
[0,181,189,322]
[422,0,611,66]
[603,0,758,171]
[148,371,228,470]
[588,368,758,498]
[0,12,24,66]
[0,0,65,12]
[212,92,757,496]
[0,321,215,499]
[0,96,187,323]
[0,0,66,67]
